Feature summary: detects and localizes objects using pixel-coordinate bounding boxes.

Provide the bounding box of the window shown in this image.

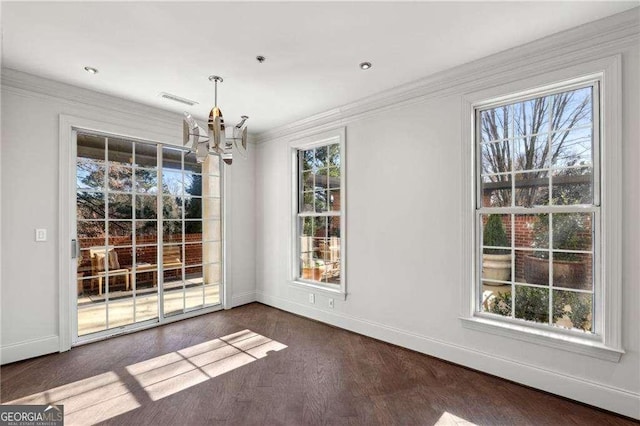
[475,82,600,335]
[462,57,623,361]
[292,128,345,294]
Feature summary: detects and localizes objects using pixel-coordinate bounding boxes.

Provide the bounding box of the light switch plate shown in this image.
[35,228,47,242]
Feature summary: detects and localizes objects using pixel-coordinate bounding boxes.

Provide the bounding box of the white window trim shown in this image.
[460,55,623,362]
[289,127,346,299]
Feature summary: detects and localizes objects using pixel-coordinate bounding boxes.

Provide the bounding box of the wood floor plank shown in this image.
[1,303,636,425]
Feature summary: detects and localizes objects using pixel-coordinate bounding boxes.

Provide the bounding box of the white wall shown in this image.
[0,70,256,363]
[254,11,640,419]
[226,139,257,308]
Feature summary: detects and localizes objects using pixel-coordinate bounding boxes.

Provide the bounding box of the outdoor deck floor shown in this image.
[77,284,220,336]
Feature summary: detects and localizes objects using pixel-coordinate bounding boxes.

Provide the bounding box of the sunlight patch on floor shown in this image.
[435,411,477,425]
[4,330,286,425]
[126,329,287,401]
[5,371,141,425]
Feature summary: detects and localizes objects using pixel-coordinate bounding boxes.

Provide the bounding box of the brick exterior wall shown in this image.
[482,214,593,288]
[78,233,213,290]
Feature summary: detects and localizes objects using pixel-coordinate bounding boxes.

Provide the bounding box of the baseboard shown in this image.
[1,335,60,365]
[230,291,257,308]
[256,291,640,420]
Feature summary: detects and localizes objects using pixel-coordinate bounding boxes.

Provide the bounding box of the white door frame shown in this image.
[59,114,227,351]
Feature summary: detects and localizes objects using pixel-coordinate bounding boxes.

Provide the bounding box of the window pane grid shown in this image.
[476,83,598,334]
[160,151,222,317]
[296,142,342,286]
[77,132,222,338]
[298,212,341,217]
[479,123,593,145]
[483,162,594,178]
[477,80,596,114]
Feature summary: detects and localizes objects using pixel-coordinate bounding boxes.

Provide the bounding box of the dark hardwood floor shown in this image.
[1,303,636,425]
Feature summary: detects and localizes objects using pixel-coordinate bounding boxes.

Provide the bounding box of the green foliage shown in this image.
[162,196,180,219]
[483,215,509,254]
[301,258,324,269]
[134,168,158,193]
[186,174,202,197]
[531,213,589,260]
[301,217,313,236]
[185,220,202,234]
[184,175,203,233]
[489,291,512,317]
[300,143,340,171]
[551,165,591,205]
[553,291,592,331]
[77,192,105,219]
[490,287,592,331]
[515,286,549,323]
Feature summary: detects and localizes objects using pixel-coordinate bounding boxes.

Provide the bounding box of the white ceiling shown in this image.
[1,2,637,133]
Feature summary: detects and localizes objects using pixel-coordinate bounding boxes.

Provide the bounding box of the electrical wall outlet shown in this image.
[309,293,315,304]
[328,298,334,308]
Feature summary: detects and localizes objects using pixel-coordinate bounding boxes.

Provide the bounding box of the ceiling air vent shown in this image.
[159,92,198,106]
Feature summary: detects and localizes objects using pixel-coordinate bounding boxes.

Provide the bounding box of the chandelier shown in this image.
[182,75,248,165]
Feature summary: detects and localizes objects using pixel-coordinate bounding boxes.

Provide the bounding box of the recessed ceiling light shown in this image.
[359,62,372,70]
[84,66,98,74]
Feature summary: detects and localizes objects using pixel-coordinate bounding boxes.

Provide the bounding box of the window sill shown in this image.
[289,280,347,301]
[460,316,624,362]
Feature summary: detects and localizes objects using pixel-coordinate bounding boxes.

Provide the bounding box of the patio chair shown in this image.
[135,245,184,287]
[319,237,340,279]
[300,236,324,280]
[162,245,183,270]
[89,246,130,295]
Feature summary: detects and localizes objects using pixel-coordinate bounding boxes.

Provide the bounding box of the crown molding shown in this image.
[1,68,186,134]
[255,7,639,145]
[0,68,263,144]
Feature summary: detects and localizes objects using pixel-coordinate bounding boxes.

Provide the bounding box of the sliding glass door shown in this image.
[160,146,222,317]
[74,131,222,341]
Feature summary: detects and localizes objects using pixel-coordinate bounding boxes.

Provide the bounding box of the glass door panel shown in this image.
[76,134,159,337]
[160,150,222,318]
[75,131,223,341]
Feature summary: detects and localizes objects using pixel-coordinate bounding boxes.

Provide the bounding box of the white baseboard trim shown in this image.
[230,291,257,308]
[1,335,60,365]
[256,291,640,420]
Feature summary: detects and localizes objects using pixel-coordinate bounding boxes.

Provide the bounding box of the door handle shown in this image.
[71,239,80,259]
